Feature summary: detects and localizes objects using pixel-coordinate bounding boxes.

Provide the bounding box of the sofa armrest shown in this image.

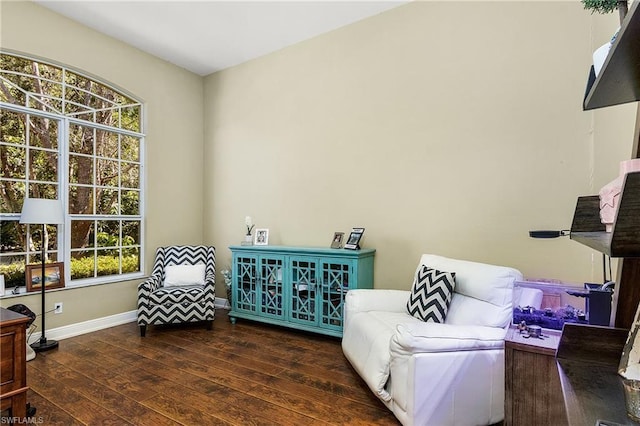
[345,289,410,315]
[390,322,507,354]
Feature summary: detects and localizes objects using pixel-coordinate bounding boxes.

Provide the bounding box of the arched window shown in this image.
[0,52,145,293]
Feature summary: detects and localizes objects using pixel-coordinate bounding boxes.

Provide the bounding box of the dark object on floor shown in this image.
[6,304,36,327]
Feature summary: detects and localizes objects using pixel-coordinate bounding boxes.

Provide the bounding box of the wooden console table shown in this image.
[0,307,29,419]
[504,327,567,425]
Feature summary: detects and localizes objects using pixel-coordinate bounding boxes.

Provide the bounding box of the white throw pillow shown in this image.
[164,263,206,287]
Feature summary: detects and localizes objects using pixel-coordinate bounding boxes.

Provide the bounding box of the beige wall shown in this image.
[204,1,635,291]
[0,1,205,328]
[1,1,637,328]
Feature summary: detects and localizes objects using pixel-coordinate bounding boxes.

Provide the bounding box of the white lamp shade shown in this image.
[19,198,64,225]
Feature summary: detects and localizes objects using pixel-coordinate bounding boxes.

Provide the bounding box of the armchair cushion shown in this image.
[419,254,516,308]
[406,265,455,323]
[164,263,206,286]
[149,285,206,305]
[421,254,522,328]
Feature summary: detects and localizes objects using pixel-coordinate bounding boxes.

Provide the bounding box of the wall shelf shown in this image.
[570,171,640,258]
[583,1,640,110]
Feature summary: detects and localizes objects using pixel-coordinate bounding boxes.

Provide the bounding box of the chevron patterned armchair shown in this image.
[137,245,216,337]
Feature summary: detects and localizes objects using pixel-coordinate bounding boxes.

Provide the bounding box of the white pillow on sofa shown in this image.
[164,263,205,287]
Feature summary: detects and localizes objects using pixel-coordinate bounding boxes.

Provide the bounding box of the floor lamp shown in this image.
[20,198,64,352]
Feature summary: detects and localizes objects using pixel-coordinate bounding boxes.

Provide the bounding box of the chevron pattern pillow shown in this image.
[406,265,456,323]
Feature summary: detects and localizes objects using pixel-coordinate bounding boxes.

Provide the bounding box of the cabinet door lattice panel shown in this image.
[235,255,258,314]
[320,261,351,331]
[229,245,375,337]
[289,258,318,325]
[259,256,284,319]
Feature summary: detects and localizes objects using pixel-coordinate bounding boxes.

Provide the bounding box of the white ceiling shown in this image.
[35,0,408,76]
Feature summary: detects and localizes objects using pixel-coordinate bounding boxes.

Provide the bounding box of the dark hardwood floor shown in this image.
[20,309,399,425]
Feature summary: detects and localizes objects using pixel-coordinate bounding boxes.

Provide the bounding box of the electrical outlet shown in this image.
[54,302,63,314]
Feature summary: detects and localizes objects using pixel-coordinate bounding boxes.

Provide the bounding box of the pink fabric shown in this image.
[599,159,640,231]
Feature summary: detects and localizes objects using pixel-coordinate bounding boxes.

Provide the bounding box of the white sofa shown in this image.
[342,254,523,426]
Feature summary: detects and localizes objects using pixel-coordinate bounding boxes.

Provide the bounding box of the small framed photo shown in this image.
[26,262,65,292]
[255,229,269,245]
[330,232,345,249]
[344,228,365,250]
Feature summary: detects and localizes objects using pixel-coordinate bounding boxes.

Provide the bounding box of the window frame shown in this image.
[65,117,145,286]
[0,52,146,294]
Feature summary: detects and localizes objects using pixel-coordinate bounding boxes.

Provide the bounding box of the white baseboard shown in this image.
[28,309,137,344]
[215,297,230,310]
[27,297,230,344]
[219,297,231,310]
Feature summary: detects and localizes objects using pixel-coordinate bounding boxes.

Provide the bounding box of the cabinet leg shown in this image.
[229,316,236,324]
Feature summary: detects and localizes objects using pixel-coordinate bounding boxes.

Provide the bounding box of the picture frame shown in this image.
[26,262,65,293]
[254,228,269,245]
[330,232,345,249]
[344,228,365,250]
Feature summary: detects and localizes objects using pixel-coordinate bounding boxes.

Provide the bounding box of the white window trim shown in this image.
[0,52,146,291]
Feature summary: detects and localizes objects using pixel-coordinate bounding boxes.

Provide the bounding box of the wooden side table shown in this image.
[504,327,568,425]
[0,307,30,419]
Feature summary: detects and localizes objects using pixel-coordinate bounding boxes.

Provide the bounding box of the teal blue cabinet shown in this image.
[229,245,375,337]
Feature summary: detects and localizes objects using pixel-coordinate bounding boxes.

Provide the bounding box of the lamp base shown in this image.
[30,337,58,352]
